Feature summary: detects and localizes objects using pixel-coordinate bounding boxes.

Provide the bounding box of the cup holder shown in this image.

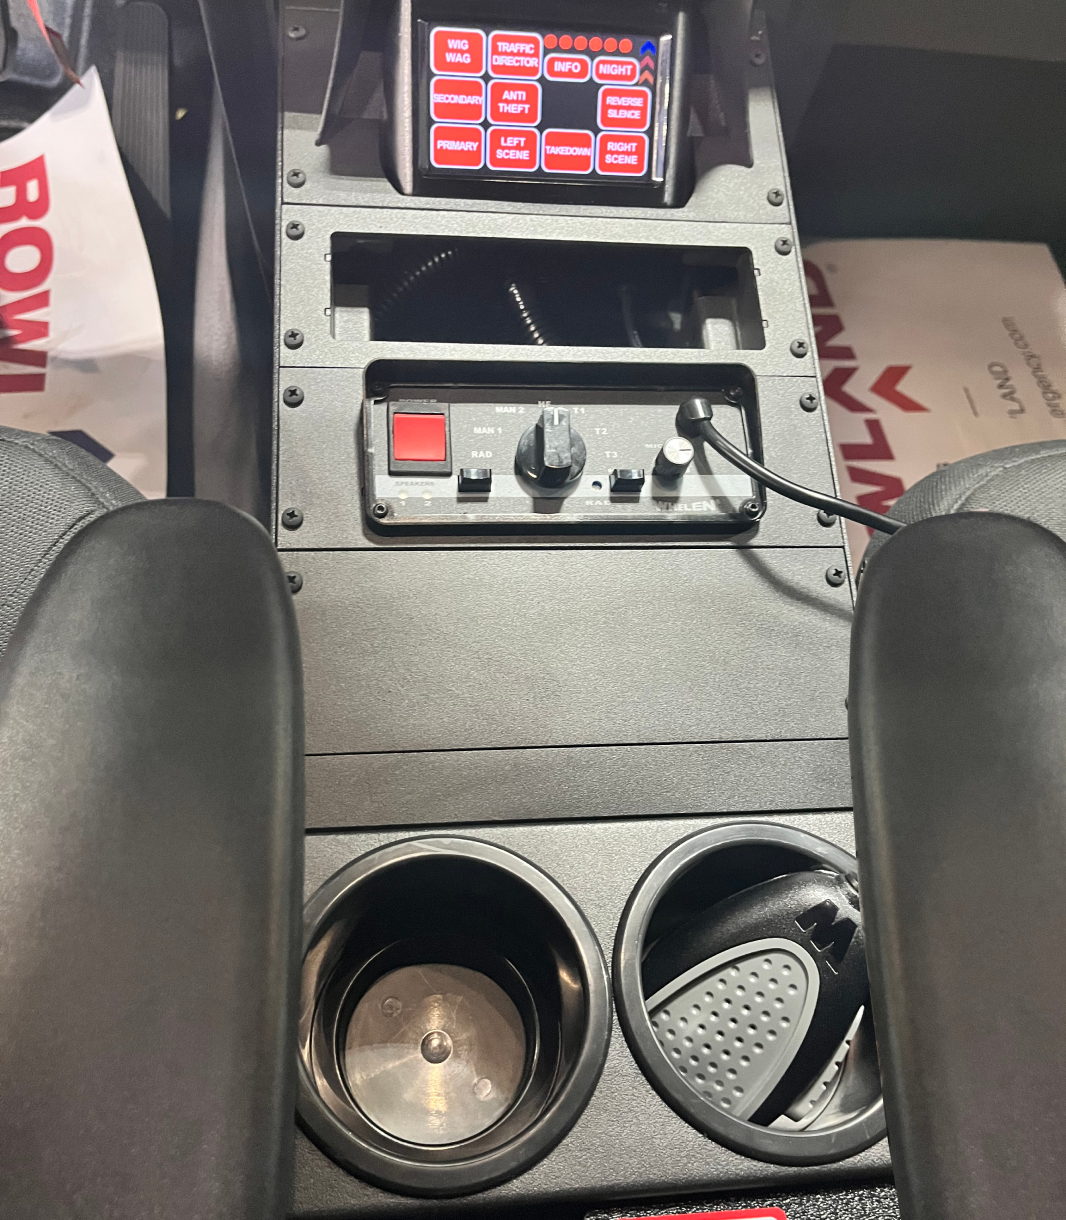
[614,822,886,1165]
[297,837,611,1197]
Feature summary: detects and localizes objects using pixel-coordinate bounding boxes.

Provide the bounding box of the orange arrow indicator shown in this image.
[638,69,654,83]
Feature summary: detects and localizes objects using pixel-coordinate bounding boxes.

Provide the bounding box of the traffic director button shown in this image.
[596,132,648,175]
[430,124,485,169]
[488,30,542,77]
[597,84,651,131]
[488,127,539,171]
[489,79,541,125]
[431,27,485,75]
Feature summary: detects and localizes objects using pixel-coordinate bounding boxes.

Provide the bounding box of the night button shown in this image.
[393,412,447,461]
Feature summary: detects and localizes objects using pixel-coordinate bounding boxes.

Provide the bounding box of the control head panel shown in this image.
[363,386,760,530]
[417,18,680,194]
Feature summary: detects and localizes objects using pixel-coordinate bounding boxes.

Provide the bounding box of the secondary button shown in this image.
[542,129,594,174]
[487,127,539,172]
[488,79,541,125]
[430,124,485,169]
[488,30,542,77]
[393,412,447,462]
[544,53,590,82]
[597,84,651,130]
[458,468,492,493]
[431,26,485,76]
[430,76,485,123]
[593,55,639,83]
[596,131,649,175]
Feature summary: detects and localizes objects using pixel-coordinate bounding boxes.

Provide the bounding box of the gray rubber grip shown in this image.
[850,512,1066,1220]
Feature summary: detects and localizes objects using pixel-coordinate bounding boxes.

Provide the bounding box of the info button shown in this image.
[545,53,591,82]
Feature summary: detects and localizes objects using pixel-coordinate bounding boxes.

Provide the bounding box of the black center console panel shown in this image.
[276,0,882,1211]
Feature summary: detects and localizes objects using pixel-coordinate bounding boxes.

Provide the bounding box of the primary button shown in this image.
[542,129,594,174]
[430,76,485,123]
[431,26,485,76]
[429,124,485,169]
[593,55,639,84]
[598,84,651,130]
[488,79,541,125]
[596,132,649,175]
[544,53,591,82]
[488,30,542,77]
[487,127,539,172]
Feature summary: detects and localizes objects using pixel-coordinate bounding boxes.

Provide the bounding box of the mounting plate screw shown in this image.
[725,386,744,403]
[372,501,389,519]
[817,509,838,527]
[287,23,306,39]
[283,385,304,407]
[790,339,810,358]
[775,236,794,255]
[767,188,784,206]
[825,563,847,588]
[286,571,303,594]
[750,48,766,65]
[742,499,761,519]
[800,391,819,411]
[286,220,305,240]
[287,169,306,188]
[281,507,304,531]
[283,328,304,349]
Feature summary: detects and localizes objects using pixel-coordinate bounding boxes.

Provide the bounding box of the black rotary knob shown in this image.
[516,406,586,489]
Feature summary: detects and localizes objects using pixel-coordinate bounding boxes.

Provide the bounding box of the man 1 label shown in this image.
[487,127,539,172]
[430,27,485,76]
[430,77,485,123]
[430,124,485,169]
[542,129,594,174]
[488,31,542,77]
[596,132,648,175]
[598,85,651,131]
[488,80,541,125]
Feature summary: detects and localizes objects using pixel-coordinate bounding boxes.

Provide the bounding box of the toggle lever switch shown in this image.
[610,468,645,494]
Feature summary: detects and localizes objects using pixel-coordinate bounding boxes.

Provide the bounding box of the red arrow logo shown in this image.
[869,365,929,413]
[824,366,873,414]
[640,54,655,69]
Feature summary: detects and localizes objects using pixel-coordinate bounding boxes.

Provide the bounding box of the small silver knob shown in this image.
[654,436,695,479]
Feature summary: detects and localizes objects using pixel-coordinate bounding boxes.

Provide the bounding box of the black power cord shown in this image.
[679,397,905,536]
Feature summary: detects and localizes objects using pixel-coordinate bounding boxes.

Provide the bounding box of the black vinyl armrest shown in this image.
[850,513,1066,1220]
[0,500,303,1219]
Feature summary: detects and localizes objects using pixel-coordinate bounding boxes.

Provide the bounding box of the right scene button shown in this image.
[596,132,648,176]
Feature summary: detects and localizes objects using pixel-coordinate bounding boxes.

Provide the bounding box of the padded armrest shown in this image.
[0,500,303,1219]
[850,513,1066,1220]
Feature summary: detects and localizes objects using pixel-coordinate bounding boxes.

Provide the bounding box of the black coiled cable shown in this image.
[504,279,558,346]
[372,247,459,330]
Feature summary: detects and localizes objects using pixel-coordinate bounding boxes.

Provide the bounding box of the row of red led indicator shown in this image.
[430,79,651,131]
[431,27,651,83]
[430,126,649,176]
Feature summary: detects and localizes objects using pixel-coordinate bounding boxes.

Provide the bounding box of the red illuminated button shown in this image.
[430,27,485,76]
[393,413,447,462]
[488,79,541,125]
[596,131,648,175]
[488,30,542,77]
[597,84,651,130]
[430,76,485,123]
[544,53,591,82]
[593,55,639,83]
[429,124,485,169]
[487,127,539,172]
[542,129,594,174]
